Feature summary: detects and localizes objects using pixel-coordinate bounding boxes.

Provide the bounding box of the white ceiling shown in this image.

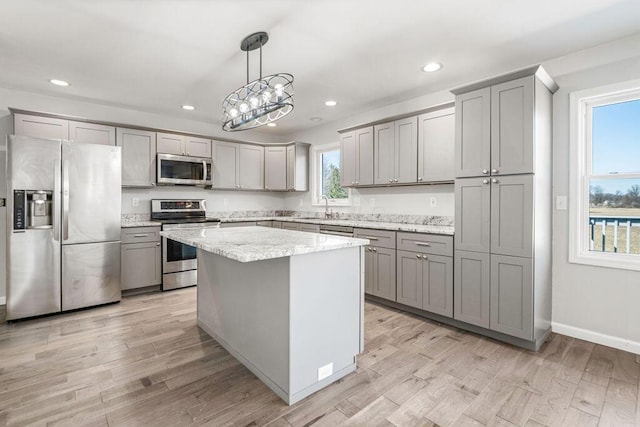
[1,0,640,135]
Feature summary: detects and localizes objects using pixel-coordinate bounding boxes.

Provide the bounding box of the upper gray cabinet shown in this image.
[157,132,211,158]
[211,141,265,190]
[374,117,417,185]
[14,114,116,146]
[418,107,455,182]
[454,76,536,178]
[265,146,287,191]
[340,127,373,187]
[286,143,309,192]
[116,128,157,187]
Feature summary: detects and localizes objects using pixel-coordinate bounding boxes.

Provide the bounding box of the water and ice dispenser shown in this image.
[13,190,53,231]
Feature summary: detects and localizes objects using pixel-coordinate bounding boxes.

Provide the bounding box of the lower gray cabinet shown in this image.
[121,227,161,290]
[490,254,533,340]
[299,223,320,233]
[256,221,273,227]
[365,246,396,301]
[221,221,257,228]
[281,222,301,231]
[397,250,453,316]
[396,250,422,308]
[454,250,490,328]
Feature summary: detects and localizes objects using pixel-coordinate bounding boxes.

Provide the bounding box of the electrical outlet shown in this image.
[223,198,229,207]
[132,197,139,207]
[317,362,333,381]
[430,197,437,208]
[556,196,567,210]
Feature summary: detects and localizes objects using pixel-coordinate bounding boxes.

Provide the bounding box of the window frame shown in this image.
[311,142,351,207]
[569,79,640,271]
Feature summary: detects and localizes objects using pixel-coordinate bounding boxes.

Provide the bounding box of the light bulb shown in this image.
[229,108,238,118]
[239,103,248,113]
[262,90,272,103]
[249,96,259,108]
[274,84,284,96]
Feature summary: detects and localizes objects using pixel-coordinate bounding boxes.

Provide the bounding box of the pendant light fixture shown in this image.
[222,32,294,131]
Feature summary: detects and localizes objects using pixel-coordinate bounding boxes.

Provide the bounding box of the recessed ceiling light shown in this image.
[324,100,337,107]
[310,117,323,122]
[422,62,442,73]
[267,123,277,127]
[49,79,70,87]
[181,105,195,111]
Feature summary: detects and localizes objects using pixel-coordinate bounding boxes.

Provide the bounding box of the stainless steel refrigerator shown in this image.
[6,135,122,320]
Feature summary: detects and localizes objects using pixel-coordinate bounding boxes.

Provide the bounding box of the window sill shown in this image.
[569,251,640,272]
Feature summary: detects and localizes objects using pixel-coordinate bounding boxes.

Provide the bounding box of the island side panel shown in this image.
[289,246,362,400]
[196,250,291,396]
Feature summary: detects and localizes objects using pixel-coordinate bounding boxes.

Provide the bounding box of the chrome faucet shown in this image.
[321,195,332,219]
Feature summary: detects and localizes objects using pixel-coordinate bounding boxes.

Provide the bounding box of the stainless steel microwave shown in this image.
[156,153,212,186]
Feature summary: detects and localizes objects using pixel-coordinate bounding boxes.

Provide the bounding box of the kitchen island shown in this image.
[160,226,369,405]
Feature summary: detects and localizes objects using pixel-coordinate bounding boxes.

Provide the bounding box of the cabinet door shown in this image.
[265,146,287,190]
[491,76,534,175]
[212,141,239,189]
[418,108,455,182]
[490,255,533,340]
[355,127,374,186]
[14,113,69,140]
[374,247,396,301]
[455,88,491,178]
[281,222,301,231]
[286,145,296,190]
[364,247,375,295]
[422,254,453,318]
[69,121,116,146]
[455,177,491,253]
[121,241,161,290]
[373,122,394,185]
[454,250,490,328]
[299,224,320,233]
[395,116,418,184]
[490,175,533,257]
[339,131,357,187]
[116,128,156,187]
[156,132,185,155]
[185,136,212,158]
[396,250,422,309]
[239,145,264,190]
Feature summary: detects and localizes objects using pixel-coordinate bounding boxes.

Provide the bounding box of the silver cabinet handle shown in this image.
[355,181,359,185]
[53,159,60,242]
[360,236,379,240]
[388,179,393,183]
[415,242,431,247]
[482,179,489,184]
[491,169,498,174]
[492,178,499,184]
[394,178,398,182]
[372,247,377,252]
[417,177,423,182]
[156,243,161,246]
[422,255,428,260]
[62,160,69,241]
[133,234,149,238]
[416,254,421,259]
[482,169,489,174]
[236,185,240,188]
[352,181,356,185]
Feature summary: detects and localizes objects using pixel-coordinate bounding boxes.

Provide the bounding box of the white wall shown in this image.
[551,55,640,353]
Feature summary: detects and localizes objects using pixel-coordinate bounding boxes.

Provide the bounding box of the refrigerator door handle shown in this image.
[62,160,70,241]
[53,159,61,241]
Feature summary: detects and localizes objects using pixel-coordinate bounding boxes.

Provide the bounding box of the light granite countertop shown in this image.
[123,216,454,235]
[159,227,370,262]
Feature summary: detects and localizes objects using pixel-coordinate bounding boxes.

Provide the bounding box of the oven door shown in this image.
[156,153,212,186]
[162,236,197,273]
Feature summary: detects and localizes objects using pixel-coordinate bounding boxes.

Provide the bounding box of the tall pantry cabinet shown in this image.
[451,66,558,350]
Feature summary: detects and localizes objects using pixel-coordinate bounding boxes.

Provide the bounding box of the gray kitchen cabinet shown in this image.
[116,127,156,187]
[451,66,556,349]
[286,143,309,191]
[256,221,273,227]
[454,250,490,328]
[221,221,257,228]
[69,121,116,145]
[396,250,422,309]
[211,140,239,189]
[374,117,417,185]
[364,246,375,295]
[417,107,455,182]
[421,254,453,317]
[454,87,491,178]
[157,132,211,158]
[490,254,533,340]
[299,223,320,233]
[265,146,287,190]
[281,222,301,231]
[367,246,396,301]
[120,226,161,291]
[339,127,373,187]
[14,113,69,140]
[272,221,283,229]
[239,144,264,190]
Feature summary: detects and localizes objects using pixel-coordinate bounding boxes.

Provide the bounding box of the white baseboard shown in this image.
[0,296,5,306]
[552,322,640,355]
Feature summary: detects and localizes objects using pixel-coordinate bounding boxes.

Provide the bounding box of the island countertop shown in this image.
[160,226,370,263]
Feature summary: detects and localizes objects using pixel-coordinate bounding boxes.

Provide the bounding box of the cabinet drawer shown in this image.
[256,221,273,227]
[397,232,453,256]
[354,228,396,249]
[300,223,320,233]
[121,226,161,244]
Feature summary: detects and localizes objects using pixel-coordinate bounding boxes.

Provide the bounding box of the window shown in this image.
[570,80,640,270]
[312,142,350,206]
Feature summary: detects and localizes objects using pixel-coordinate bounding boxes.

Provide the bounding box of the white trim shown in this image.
[0,296,5,306]
[569,78,640,271]
[311,142,352,207]
[552,321,640,355]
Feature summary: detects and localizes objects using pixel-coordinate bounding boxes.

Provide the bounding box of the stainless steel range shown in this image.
[151,199,220,291]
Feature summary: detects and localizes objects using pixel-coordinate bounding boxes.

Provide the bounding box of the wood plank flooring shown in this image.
[0,288,639,426]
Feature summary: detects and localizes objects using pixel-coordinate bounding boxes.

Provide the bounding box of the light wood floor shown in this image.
[1,288,639,426]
